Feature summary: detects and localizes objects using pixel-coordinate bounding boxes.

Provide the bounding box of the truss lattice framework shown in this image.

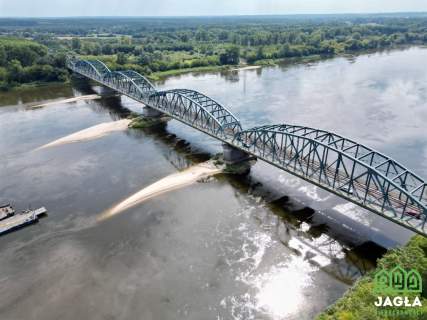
[233,124,427,233]
[67,56,427,235]
[66,57,241,139]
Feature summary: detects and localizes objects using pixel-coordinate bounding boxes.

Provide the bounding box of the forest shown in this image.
[0,14,427,90]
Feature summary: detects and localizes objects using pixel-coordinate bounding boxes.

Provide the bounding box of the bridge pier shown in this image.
[143,106,163,118]
[222,143,251,164]
[99,86,119,98]
[70,74,92,91]
[70,71,88,80]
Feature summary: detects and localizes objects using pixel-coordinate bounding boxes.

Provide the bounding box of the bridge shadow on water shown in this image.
[215,173,387,285]
[72,79,388,285]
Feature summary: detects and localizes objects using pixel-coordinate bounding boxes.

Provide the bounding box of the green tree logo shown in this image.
[374,265,422,294]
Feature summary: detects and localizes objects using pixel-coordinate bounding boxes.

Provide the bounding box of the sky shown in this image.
[0,0,426,17]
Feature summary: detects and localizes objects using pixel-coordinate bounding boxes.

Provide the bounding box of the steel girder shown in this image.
[147,90,226,138]
[67,56,427,235]
[233,124,427,234]
[72,59,111,79]
[66,57,241,140]
[169,89,242,135]
[148,89,241,139]
[102,71,155,99]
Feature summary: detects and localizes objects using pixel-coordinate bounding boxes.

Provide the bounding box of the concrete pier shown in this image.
[100,86,119,97]
[143,106,163,118]
[71,73,88,80]
[222,143,251,164]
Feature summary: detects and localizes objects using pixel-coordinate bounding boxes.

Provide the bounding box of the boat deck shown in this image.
[0,207,47,235]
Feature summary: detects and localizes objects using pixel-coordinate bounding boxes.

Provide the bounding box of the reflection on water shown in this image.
[0,47,426,320]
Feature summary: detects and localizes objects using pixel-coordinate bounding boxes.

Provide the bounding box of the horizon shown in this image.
[1,0,427,18]
[1,11,427,19]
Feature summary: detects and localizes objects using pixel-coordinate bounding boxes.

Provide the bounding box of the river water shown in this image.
[0,47,426,320]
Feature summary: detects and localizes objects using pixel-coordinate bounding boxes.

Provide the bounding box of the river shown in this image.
[0,47,426,320]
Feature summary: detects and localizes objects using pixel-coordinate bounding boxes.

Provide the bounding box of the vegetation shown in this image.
[128,116,166,129]
[0,38,68,90]
[317,235,427,320]
[0,14,427,90]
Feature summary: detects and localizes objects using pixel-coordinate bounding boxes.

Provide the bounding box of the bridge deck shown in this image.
[67,56,427,236]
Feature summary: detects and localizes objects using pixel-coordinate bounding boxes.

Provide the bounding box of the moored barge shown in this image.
[0,206,47,235]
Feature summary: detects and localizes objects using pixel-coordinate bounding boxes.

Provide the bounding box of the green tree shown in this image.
[279,43,291,57]
[0,67,7,81]
[116,52,127,65]
[102,43,113,55]
[256,46,265,60]
[0,45,6,66]
[7,59,23,82]
[71,38,81,51]
[219,46,240,65]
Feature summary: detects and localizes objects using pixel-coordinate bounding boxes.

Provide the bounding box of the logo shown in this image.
[373,265,423,317]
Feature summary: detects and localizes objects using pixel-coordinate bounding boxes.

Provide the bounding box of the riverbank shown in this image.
[148,65,231,81]
[247,45,425,68]
[3,45,425,91]
[148,55,332,80]
[316,235,427,319]
[0,80,69,92]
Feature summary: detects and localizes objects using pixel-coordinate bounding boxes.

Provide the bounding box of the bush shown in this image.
[317,236,427,320]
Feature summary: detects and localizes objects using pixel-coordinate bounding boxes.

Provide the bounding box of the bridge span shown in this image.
[66,56,427,236]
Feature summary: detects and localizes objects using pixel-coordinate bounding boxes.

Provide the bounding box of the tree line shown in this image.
[0,15,427,90]
[0,38,68,90]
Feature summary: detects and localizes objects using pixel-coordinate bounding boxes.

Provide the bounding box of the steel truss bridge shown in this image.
[67,56,427,236]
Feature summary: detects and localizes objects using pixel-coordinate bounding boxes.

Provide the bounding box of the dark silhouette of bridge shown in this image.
[67,57,427,236]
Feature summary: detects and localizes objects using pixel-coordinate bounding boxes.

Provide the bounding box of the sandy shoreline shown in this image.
[98,161,223,221]
[231,65,261,71]
[36,119,131,150]
[29,94,101,109]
